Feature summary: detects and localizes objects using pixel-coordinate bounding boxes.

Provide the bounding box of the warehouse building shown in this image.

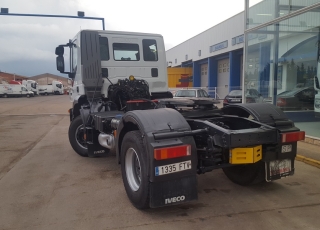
[29,73,67,87]
[166,0,320,138]
[166,12,244,99]
[0,71,28,83]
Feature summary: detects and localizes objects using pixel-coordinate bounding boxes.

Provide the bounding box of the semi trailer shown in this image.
[55,30,305,209]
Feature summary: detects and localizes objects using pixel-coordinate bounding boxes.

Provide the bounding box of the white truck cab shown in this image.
[22,80,38,95]
[56,30,168,103]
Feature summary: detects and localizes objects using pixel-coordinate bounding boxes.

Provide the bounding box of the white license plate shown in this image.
[282,144,292,153]
[269,159,291,177]
[155,160,191,176]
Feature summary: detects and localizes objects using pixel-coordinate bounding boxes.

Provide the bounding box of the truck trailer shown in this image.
[55,30,305,209]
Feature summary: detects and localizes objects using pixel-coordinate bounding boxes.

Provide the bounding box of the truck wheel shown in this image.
[45,92,48,96]
[26,94,30,98]
[68,116,88,157]
[3,94,7,98]
[222,161,265,186]
[121,131,149,209]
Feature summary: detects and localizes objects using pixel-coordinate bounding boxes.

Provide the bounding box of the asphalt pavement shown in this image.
[0,95,320,230]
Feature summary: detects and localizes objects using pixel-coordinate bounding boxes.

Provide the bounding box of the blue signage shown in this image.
[210,40,228,53]
[232,34,244,46]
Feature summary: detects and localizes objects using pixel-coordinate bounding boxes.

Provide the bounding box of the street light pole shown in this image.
[0,8,105,30]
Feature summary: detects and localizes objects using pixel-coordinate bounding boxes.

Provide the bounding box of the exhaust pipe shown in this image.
[98,133,115,150]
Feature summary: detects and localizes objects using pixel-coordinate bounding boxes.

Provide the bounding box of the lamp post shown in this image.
[0,8,105,30]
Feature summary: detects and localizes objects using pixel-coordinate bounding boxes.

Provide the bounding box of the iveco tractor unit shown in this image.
[55,30,305,209]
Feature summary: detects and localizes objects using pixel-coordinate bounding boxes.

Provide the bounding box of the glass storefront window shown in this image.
[244,6,320,112]
[247,0,320,30]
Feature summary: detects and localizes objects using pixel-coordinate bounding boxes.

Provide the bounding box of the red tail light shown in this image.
[154,145,191,160]
[281,131,305,143]
[277,98,286,106]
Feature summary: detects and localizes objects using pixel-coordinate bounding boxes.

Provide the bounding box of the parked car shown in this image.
[174,89,210,98]
[223,89,262,107]
[276,87,316,111]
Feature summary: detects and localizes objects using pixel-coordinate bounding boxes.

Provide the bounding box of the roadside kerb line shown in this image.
[296,155,320,169]
[0,114,68,116]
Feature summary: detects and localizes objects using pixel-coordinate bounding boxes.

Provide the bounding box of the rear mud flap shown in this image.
[86,127,110,158]
[149,175,198,208]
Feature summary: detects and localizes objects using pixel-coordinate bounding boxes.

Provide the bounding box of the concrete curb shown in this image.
[296,154,320,169]
[0,114,68,116]
[301,136,320,146]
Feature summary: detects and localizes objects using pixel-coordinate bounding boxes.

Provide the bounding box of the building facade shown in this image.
[166,12,245,99]
[0,72,28,83]
[166,0,320,138]
[244,0,320,137]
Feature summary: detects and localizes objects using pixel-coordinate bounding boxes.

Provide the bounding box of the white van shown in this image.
[0,84,34,98]
[38,80,64,95]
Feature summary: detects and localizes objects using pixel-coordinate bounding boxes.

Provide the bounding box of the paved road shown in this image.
[0,96,320,230]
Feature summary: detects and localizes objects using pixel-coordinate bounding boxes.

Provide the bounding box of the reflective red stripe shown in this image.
[281,131,305,143]
[154,145,191,160]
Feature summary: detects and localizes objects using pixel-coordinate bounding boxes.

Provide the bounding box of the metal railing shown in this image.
[169,87,219,99]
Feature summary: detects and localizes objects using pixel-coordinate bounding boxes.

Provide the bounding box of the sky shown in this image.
[0,0,250,77]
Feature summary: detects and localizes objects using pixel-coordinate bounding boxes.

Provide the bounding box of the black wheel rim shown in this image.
[75,125,87,149]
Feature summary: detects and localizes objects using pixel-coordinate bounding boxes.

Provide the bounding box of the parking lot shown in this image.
[1,95,320,230]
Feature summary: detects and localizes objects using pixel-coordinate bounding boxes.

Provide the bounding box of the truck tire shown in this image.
[45,92,48,96]
[3,94,7,98]
[222,161,265,186]
[26,94,30,98]
[68,116,88,157]
[121,131,149,209]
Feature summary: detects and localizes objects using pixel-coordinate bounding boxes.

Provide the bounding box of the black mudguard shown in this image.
[116,108,198,208]
[222,103,299,131]
[222,103,301,180]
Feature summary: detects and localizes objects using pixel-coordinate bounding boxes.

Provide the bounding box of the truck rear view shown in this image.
[55,30,305,209]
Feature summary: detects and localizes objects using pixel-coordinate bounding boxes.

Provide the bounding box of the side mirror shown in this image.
[55,46,64,56]
[315,76,320,90]
[56,56,65,73]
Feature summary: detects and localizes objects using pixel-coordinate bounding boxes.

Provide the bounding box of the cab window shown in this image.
[99,37,109,61]
[71,40,78,72]
[143,39,158,61]
[113,43,139,61]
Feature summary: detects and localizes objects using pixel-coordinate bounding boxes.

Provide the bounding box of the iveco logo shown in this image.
[94,150,105,154]
[165,195,185,204]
